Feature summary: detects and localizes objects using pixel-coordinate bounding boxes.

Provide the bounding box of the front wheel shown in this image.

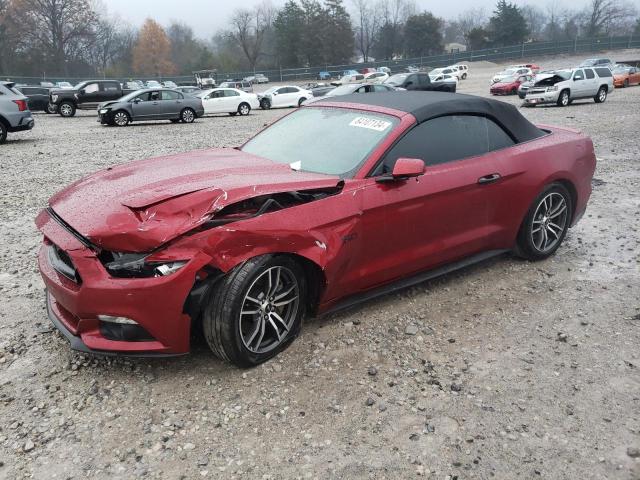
[260,98,271,110]
[46,103,57,114]
[58,102,76,117]
[594,86,607,103]
[238,102,251,115]
[516,183,573,261]
[557,90,570,107]
[297,97,306,107]
[112,110,130,127]
[202,255,306,367]
[181,107,196,123]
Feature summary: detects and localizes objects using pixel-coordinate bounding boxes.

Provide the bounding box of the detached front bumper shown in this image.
[36,209,204,356]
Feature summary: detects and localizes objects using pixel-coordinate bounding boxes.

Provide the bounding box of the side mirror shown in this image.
[272,91,278,96]
[376,158,425,183]
[133,98,141,104]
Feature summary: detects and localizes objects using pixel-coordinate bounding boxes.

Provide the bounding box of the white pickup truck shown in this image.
[524,67,614,107]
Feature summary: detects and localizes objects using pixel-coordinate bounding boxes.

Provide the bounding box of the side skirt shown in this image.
[323,249,509,316]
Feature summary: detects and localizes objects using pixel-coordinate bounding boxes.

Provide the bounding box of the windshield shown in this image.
[263,86,278,95]
[73,81,87,89]
[327,85,357,96]
[241,107,399,178]
[119,90,148,102]
[385,73,408,86]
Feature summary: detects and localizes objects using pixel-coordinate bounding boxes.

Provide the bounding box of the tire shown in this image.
[462,73,467,80]
[112,110,130,127]
[0,121,7,144]
[516,183,573,261]
[260,98,271,110]
[58,101,76,117]
[511,88,517,95]
[297,97,306,107]
[46,103,57,114]
[623,79,629,88]
[181,107,196,123]
[202,255,307,367]
[556,90,570,107]
[594,86,607,103]
[238,102,251,116]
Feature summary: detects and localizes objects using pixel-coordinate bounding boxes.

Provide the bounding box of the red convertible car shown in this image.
[36,92,596,367]
[490,74,533,95]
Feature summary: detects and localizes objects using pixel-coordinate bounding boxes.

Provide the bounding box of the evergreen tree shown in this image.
[403,12,444,58]
[488,0,529,46]
[323,0,355,64]
[274,1,305,67]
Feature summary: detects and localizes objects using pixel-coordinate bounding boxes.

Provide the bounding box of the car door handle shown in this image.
[478,173,501,185]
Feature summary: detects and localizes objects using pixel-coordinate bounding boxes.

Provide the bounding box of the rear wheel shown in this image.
[112,110,130,127]
[462,73,467,79]
[203,255,306,367]
[238,102,251,115]
[58,102,76,117]
[557,90,570,107]
[594,86,607,103]
[46,103,57,114]
[181,107,196,123]
[0,122,7,144]
[297,97,306,107]
[623,79,629,88]
[260,98,271,110]
[516,183,572,261]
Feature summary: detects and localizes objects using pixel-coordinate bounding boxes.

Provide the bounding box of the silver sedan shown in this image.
[98,89,205,126]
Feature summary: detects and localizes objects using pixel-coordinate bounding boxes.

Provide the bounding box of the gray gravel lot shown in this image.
[1,50,639,479]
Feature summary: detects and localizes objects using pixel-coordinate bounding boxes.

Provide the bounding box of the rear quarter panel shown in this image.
[488,125,596,248]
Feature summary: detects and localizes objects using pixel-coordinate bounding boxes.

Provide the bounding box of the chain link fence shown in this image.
[3,35,639,86]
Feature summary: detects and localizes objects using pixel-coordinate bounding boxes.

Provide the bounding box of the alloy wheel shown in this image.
[60,104,73,116]
[182,109,195,123]
[239,104,250,115]
[561,92,569,106]
[598,89,607,102]
[531,192,568,253]
[239,266,299,354]
[113,112,128,126]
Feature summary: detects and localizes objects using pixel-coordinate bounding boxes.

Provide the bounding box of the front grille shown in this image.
[528,88,546,95]
[48,243,81,283]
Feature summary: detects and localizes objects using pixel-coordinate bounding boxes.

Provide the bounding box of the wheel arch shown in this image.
[0,114,9,128]
[553,178,578,224]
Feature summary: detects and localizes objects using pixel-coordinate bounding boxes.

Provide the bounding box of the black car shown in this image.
[385,72,456,93]
[49,80,136,117]
[15,86,56,113]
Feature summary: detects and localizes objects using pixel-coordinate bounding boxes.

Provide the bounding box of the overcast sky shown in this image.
[104,0,605,39]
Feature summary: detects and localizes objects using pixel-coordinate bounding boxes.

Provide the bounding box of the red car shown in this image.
[490,74,533,95]
[36,92,596,367]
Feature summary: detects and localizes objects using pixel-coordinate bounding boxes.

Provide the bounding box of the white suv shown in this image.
[524,67,614,107]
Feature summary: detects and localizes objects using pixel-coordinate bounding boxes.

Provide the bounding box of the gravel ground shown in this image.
[1,49,639,480]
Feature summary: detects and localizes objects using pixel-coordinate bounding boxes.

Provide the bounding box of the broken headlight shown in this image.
[546,85,559,92]
[100,252,187,278]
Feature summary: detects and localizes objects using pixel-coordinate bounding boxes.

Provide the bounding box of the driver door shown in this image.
[203,90,225,113]
[571,69,587,97]
[342,115,510,293]
[131,91,161,119]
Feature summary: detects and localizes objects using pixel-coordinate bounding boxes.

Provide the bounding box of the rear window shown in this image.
[585,69,595,79]
[595,67,612,77]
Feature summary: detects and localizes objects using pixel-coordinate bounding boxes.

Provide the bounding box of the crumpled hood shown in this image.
[48,148,340,252]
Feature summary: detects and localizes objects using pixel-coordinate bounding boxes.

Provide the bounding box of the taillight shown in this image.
[12,99,27,111]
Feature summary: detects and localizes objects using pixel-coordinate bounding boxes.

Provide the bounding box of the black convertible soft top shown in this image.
[320,91,545,143]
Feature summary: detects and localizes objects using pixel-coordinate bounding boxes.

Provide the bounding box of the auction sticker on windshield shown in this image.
[349,116,392,132]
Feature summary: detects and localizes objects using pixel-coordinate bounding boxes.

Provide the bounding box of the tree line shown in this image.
[0,0,638,78]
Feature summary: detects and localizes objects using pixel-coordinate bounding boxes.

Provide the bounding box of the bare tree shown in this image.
[457,7,487,39]
[15,0,98,75]
[230,1,275,71]
[582,0,637,36]
[352,0,382,62]
[521,4,547,41]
